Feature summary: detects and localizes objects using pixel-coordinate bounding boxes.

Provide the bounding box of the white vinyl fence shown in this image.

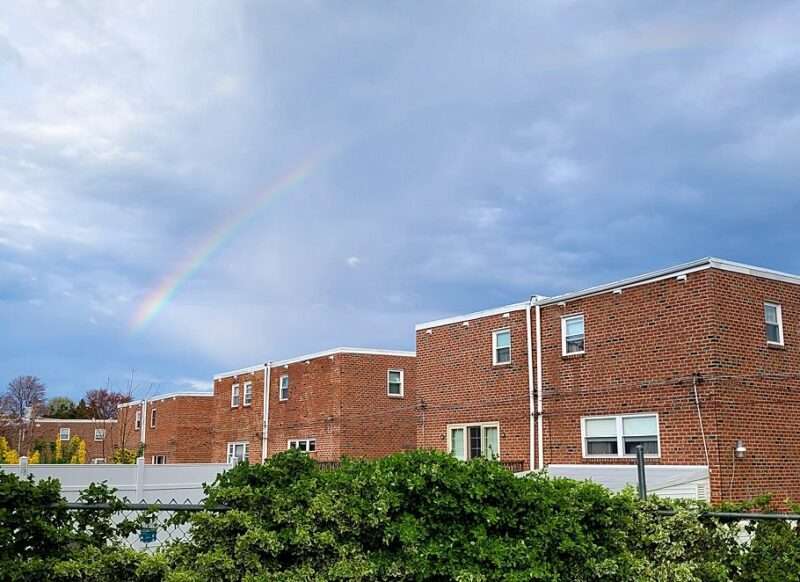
[1,457,232,503]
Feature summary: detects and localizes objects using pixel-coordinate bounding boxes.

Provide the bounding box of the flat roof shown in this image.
[415,257,800,329]
[33,418,118,424]
[214,347,416,380]
[117,392,214,408]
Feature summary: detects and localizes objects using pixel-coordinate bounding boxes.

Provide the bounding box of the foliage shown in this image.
[112,443,144,464]
[28,450,40,464]
[35,435,89,464]
[3,450,800,581]
[1,375,46,420]
[46,396,77,419]
[0,436,21,463]
[85,388,132,420]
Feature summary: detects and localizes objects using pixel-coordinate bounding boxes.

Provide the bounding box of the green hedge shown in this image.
[2,450,800,581]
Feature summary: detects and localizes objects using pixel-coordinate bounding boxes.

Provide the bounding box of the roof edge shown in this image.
[415,301,530,331]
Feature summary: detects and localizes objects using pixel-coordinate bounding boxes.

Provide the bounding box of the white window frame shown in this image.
[765,302,784,346]
[387,369,404,397]
[152,455,166,465]
[279,374,289,401]
[59,427,70,441]
[287,438,317,453]
[134,410,141,430]
[492,329,512,366]
[150,408,157,429]
[91,458,106,464]
[447,422,501,460]
[227,441,249,464]
[94,428,106,441]
[580,413,661,459]
[562,314,586,356]
[231,383,240,407]
[243,381,253,406]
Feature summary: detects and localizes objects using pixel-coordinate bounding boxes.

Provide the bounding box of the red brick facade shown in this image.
[416,259,800,504]
[212,349,416,464]
[120,393,214,464]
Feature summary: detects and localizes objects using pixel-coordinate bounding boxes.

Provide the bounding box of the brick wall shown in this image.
[212,369,266,463]
[27,419,120,462]
[415,308,532,469]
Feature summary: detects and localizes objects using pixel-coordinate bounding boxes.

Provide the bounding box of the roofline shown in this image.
[117,392,214,407]
[33,418,118,424]
[414,301,530,331]
[214,347,416,380]
[537,257,800,307]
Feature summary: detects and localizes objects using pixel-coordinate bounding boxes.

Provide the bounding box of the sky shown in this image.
[1,2,800,401]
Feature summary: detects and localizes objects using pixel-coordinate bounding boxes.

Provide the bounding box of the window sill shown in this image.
[767,342,786,350]
[243,404,252,407]
[562,351,586,359]
[492,362,512,367]
[388,394,404,399]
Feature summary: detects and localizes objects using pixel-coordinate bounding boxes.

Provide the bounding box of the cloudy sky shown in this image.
[2,2,800,401]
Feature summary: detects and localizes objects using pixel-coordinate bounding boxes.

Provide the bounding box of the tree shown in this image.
[1,376,46,452]
[45,396,76,418]
[85,388,131,420]
[72,399,91,419]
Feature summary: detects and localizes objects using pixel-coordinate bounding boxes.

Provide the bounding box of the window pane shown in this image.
[469,426,482,459]
[483,426,499,459]
[586,438,618,455]
[566,317,584,336]
[289,441,297,449]
[450,428,465,459]
[495,331,510,349]
[308,440,316,452]
[299,441,307,451]
[495,347,511,363]
[767,323,780,343]
[389,371,401,383]
[566,338,584,353]
[622,416,657,436]
[585,418,617,437]
[623,437,658,455]
[765,304,778,324]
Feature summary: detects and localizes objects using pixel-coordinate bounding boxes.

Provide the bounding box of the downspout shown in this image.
[261,362,271,462]
[535,302,544,470]
[525,297,536,471]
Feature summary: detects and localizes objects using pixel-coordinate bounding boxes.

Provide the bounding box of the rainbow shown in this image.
[130,147,335,332]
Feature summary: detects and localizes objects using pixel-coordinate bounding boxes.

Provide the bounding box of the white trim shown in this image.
[150,407,157,429]
[415,302,530,331]
[151,455,166,465]
[231,383,240,408]
[764,302,785,346]
[580,413,661,459]
[387,369,404,398]
[447,422,501,460]
[561,313,585,356]
[59,427,70,441]
[243,381,253,406]
[262,363,271,462]
[33,418,118,424]
[226,441,249,464]
[214,347,415,380]
[145,392,214,403]
[94,428,106,441]
[134,410,141,430]
[535,303,544,470]
[279,374,289,401]
[492,328,512,366]
[525,300,535,471]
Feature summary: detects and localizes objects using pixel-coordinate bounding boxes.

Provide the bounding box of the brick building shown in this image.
[416,258,800,504]
[212,347,416,464]
[119,392,214,464]
[1,417,134,463]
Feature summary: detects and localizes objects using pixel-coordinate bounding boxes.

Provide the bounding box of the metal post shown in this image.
[636,445,647,500]
[135,456,145,502]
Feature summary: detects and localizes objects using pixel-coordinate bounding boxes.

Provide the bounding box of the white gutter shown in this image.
[535,302,544,470]
[525,297,536,472]
[262,362,271,462]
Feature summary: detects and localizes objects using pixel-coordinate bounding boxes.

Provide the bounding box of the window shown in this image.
[231,383,240,407]
[448,423,500,460]
[92,458,106,464]
[152,455,166,465]
[227,442,249,464]
[492,329,511,365]
[765,302,784,345]
[562,314,585,355]
[243,382,253,406]
[59,427,70,441]
[134,410,141,430]
[582,414,660,458]
[150,408,157,429]
[288,439,316,452]
[279,375,289,401]
[94,428,106,441]
[387,369,404,397]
